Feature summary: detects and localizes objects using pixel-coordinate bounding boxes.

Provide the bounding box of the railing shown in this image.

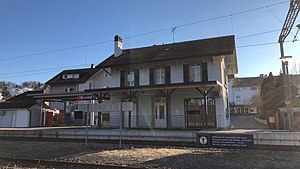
[95,114,223,129]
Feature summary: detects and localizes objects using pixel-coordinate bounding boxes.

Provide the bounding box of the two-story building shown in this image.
[43,66,110,126]
[228,76,264,114]
[84,35,238,129]
[35,35,238,129]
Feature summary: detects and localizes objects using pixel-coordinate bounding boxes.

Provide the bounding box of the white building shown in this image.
[89,35,238,129]
[228,77,264,114]
[41,66,110,126]
[0,91,43,128]
[35,35,238,129]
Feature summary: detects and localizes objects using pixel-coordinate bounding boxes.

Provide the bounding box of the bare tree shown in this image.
[291,61,300,74]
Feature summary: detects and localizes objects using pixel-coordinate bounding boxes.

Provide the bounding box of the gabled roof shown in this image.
[0,91,43,109]
[97,35,237,74]
[46,68,100,85]
[233,77,264,87]
[233,74,300,88]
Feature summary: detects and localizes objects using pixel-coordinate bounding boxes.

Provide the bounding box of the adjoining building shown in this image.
[0,91,44,128]
[228,76,264,114]
[34,35,238,129]
[43,67,110,127]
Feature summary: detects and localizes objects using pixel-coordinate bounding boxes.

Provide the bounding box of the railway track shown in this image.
[0,156,144,169]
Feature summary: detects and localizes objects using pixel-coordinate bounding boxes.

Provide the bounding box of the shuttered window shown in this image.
[165,66,171,84]
[134,69,139,86]
[120,70,125,87]
[183,64,189,83]
[149,68,154,85]
[201,62,208,82]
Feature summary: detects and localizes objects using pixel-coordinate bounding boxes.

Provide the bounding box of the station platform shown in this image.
[0,127,299,147]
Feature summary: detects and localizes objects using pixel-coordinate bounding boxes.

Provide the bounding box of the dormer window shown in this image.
[62,74,80,80]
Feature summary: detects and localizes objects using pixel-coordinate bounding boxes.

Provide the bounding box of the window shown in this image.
[74,111,83,119]
[237,107,241,113]
[185,98,216,128]
[120,69,139,87]
[155,68,165,84]
[150,66,170,85]
[126,70,135,86]
[245,107,249,114]
[250,87,257,90]
[235,88,241,91]
[104,68,111,78]
[62,74,79,80]
[236,95,241,101]
[65,87,75,92]
[190,64,201,82]
[183,63,207,83]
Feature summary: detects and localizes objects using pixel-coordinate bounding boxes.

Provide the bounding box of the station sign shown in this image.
[197,133,254,149]
[77,95,97,100]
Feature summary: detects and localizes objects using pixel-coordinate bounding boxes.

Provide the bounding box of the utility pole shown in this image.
[278,0,300,130]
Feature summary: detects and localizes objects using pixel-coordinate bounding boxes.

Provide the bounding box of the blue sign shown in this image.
[197,133,254,149]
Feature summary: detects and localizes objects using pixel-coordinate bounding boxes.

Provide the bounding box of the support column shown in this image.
[196,87,214,128]
[40,99,44,126]
[158,89,175,128]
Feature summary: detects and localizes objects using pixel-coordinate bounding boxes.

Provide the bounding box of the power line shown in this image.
[236,29,282,39]
[237,39,298,48]
[0,70,61,79]
[0,29,297,78]
[0,0,289,62]
[0,40,112,62]
[0,64,88,76]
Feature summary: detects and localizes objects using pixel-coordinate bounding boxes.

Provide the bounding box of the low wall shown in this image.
[253,131,300,146]
[1,128,300,147]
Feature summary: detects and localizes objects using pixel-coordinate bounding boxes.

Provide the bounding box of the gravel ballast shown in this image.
[0,140,300,169]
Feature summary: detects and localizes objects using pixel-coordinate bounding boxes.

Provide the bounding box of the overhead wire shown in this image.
[0,0,289,62]
[0,28,296,79]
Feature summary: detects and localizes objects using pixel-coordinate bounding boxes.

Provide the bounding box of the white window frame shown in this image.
[190,64,201,82]
[126,70,135,87]
[155,67,166,84]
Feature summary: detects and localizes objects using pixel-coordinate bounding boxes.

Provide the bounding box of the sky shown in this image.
[0,0,299,84]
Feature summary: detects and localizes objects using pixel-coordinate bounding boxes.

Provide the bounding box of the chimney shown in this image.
[114,35,123,57]
[91,64,95,68]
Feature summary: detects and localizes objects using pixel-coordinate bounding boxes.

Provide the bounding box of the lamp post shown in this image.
[280,55,293,130]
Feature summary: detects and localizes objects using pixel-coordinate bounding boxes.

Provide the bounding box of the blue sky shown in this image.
[0,0,299,84]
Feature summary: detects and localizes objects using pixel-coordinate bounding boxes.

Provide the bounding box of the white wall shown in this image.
[233,87,260,105]
[0,109,30,127]
[0,111,12,127]
[139,67,149,86]
[110,57,223,87]
[50,84,76,93]
[171,64,183,83]
[111,69,120,88]
[92,69,111,89]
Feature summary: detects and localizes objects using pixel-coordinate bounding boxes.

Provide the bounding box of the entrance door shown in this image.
[154,97,167,128]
